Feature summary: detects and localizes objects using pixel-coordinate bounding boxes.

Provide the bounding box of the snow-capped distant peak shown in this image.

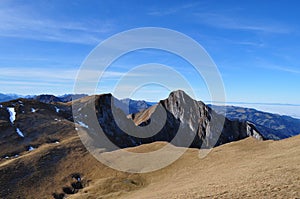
[7,107,16,124]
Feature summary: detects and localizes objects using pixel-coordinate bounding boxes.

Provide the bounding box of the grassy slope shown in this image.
[0,133,299,198]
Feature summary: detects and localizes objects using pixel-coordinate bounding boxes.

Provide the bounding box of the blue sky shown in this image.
[1,0,300,108]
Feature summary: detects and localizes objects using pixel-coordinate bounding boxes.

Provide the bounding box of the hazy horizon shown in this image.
[1,90,300,119]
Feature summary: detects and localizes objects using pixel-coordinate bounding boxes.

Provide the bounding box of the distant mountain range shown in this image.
[0,93,23,102]
[0,93,153,111]
[0,93,87,103]
[33,94,88,103]
[0,90,263,156]
[1,91,299,142]
[116,98,154,115]
[209,105,300,140]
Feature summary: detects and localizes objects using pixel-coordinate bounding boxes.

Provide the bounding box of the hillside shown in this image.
[1,133,299,198]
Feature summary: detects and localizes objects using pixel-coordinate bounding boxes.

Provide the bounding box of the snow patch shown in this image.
[77,121,89,129]
[28,146,35,151]
[55,106,60,113]
[18,101,24,106]
[31,108,36,113]
[7,107,16,124]
[16,128,25,137]
[0,104,3,108]
[55,141,60,144]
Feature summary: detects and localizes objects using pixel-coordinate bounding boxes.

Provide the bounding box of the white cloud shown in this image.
[0,67,77,81]
[193,12,291,34]
[254,61,300,75]
[148,2,201,16]
[1,66,154,95]
[271,65,300,75]
[0,4,113,44]
[0,66,147,84]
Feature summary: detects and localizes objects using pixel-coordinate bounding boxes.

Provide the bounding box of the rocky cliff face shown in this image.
[130,90,263,148]
[72,90,263,150]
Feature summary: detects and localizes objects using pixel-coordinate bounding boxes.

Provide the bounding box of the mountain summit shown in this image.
[129,90,263,148]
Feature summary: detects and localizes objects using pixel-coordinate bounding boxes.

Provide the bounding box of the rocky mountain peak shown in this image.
[132,90,264,148]
[162,90,196,107]
[159,90,208,123]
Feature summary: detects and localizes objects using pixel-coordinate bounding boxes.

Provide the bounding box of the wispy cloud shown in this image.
[0,66,155,95]
[267,65,300,75]
[0,4,113,44]
[208,35,265,48]
[253,58,300,75]
[1,67,77,81]
[147,2,201,16]
[193,12,291,34]
[235,41,265,47]
[0,67,148,83]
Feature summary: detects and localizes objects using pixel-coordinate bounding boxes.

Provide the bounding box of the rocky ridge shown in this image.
[129,90,263,148]
[72,90,263,151]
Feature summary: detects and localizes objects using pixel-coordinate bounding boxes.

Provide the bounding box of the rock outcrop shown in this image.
[130,90,264,148]
[73,90,264,150]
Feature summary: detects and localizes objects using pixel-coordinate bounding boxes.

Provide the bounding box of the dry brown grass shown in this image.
[73,135,300,199]
[1,134,300,199]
